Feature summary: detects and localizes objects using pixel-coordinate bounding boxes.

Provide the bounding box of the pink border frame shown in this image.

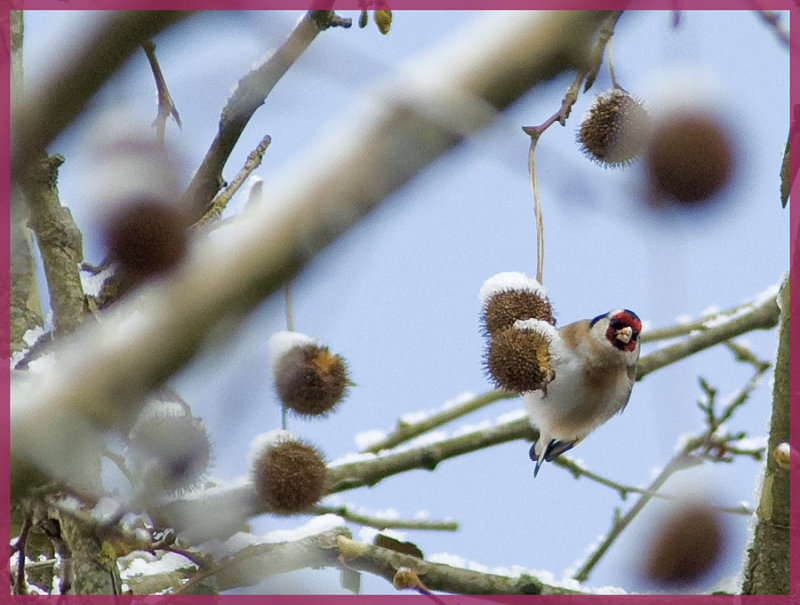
[2,1,796,602]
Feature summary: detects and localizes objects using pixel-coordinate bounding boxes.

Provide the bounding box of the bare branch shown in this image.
[194,134,272,229]
[141,40,182,145]
[179,10,351,220]
[335,534,580,595]
[362,389,515,453]
[311,505,458,532]
[21,154,86,336]
[12,11,194,172]
[636,292,780,379]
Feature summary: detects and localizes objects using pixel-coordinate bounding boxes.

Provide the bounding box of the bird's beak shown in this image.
[616,326,633,344]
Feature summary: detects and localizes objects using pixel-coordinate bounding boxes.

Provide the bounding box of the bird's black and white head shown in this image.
[590,309,642,354]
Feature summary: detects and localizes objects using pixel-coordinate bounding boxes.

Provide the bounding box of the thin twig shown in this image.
[312,505,458,531]
[572,452,699,583]
[555,455,752,514]
[141,40,182,146]
[519,10,624,283]
[194,134,272,229]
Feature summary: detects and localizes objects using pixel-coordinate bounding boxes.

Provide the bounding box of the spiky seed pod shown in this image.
[578,89,650,167]
[479,272,554,337]
[268,331,351,417]
[105,198,188,279]
[251,433,328,514]
[645,113,733,203]
[485,320,556,393]
[643,503,724,586]
[483,290,555,336]
[127,404,211,495]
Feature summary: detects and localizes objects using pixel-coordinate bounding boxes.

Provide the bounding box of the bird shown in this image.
[524,308,642,477]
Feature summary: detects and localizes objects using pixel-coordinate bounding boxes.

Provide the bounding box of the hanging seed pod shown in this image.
[578,88,650,168]
[485,319,557,393]
[105,197,188,280]
[642,502,725,586]
[645,112,734,204]
[268,331,351,417]
[479,272,555,336]
[250,431,328,514]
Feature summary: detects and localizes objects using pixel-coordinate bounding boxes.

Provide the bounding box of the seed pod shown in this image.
[479,272,554,337]
[578,89,650,168]
[645,112,734,204]
[485,319,557,393]
[268,331,351,417]
[127,401,211,495]
[105,198,188,280]
[250,432,328,514]
[642,503,724,586]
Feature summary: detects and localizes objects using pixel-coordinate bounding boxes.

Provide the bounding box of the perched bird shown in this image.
[525,308,642,476]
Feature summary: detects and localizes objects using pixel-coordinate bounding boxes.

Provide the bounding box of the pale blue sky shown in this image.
[23,10,789,594]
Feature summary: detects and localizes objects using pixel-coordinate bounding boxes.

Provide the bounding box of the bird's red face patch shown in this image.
[606,310,642,352]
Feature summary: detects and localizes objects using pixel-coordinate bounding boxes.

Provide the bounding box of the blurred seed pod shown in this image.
[127,399,211,496]
[578,88,650,168]
[485,319,557,393]
[645,112,734,204]
[268,331,351,417]
[105,198,188,280]
[479,272,554,336]
[250,431,328,514]
[642,502,725,586]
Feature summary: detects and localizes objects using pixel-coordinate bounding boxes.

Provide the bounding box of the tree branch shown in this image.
[141,40,182,145]
[12,11,193,173]
[21,154,86,336]
[179,10,351,220]
[311,505,458,532]
[335,534,580,595]
[328,418,536,493]
[361,390,515,454]
[636,292,780,379]
[741,276,790,594]
[194,134,272,229]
